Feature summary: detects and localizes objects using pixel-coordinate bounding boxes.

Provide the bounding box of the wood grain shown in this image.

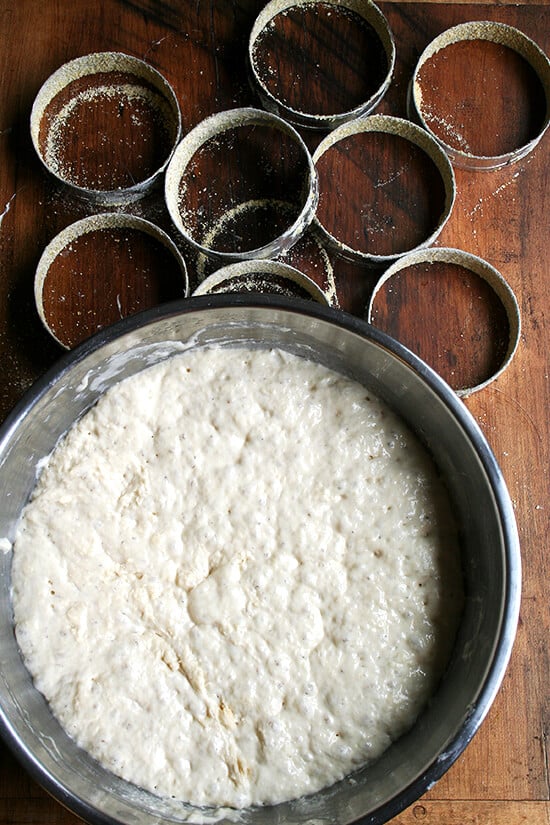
[392,800,550,824]
[0,1,548,823]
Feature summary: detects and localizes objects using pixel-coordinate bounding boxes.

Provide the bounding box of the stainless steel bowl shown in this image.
[0,296,520,825]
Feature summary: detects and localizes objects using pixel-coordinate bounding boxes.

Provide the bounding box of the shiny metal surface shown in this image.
[248,0,396,131]
[0,296,520,825]
[408,21,550,171]
[30,51,182,205]
[164,109,318,264]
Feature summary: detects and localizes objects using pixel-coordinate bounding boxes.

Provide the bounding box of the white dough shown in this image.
[11,346,463,808]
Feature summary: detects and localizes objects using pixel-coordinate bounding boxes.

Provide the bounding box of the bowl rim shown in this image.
[0,294,521,825]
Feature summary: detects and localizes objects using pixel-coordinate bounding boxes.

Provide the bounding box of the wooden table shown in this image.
[0,1,548,823]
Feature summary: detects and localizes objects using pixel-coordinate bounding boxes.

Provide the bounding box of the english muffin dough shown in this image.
[11,346,463,807]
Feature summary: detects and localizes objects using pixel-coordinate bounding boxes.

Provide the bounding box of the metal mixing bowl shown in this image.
[0,296,520,825]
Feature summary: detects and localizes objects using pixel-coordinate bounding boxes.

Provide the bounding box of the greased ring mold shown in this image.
[409,22,550,170]
[35,213,189,349]
[312,114,456,266]
[367,246,521,396]
[164,107,318,263]
[30,52,182,204]
[248,0,396,130]
[192,259,330,304]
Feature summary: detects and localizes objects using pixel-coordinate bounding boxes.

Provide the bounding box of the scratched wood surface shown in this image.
[0,0,549,823]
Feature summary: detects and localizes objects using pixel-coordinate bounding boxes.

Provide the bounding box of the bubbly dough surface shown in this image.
[11,346,463,807]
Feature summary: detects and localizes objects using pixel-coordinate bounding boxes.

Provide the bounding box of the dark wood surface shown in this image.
[0,1,549,823]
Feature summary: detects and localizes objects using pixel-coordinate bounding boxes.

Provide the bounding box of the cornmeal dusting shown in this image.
[11,346,463,807]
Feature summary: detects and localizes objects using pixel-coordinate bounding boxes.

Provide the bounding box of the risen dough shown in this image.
[11,346,463,807]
